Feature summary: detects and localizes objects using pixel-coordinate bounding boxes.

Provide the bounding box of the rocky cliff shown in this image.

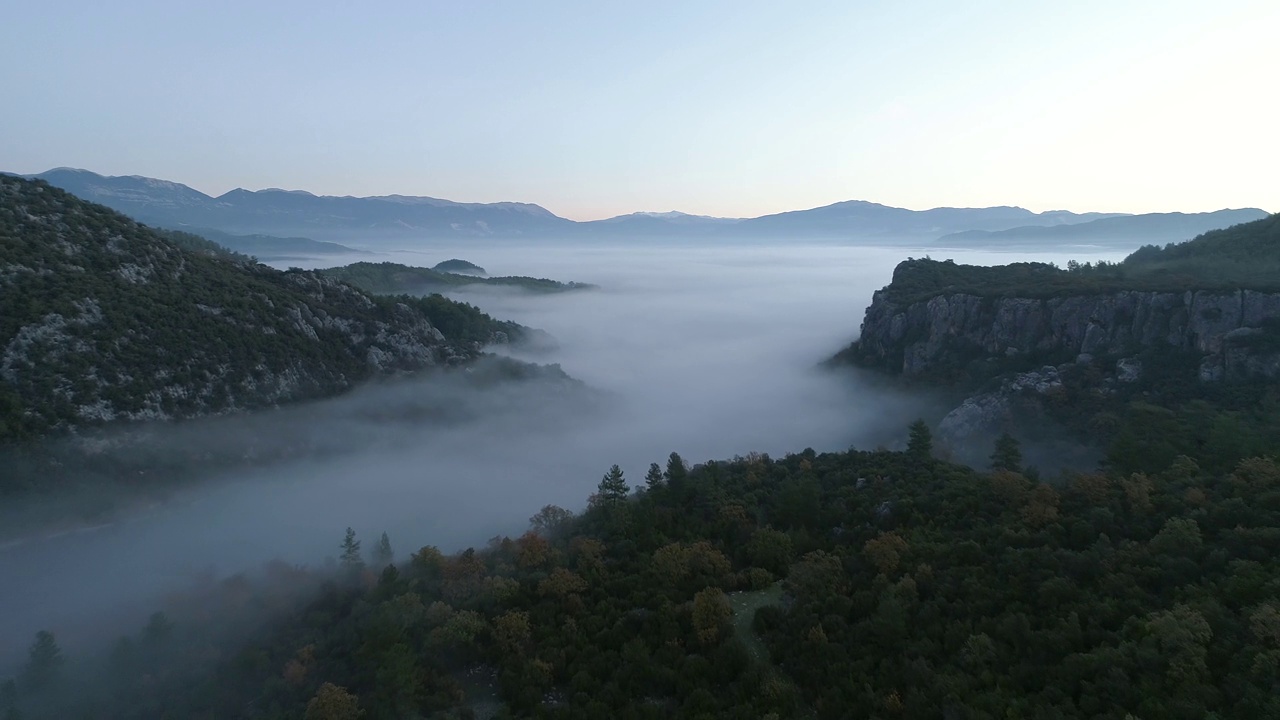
[851,286,1280,383]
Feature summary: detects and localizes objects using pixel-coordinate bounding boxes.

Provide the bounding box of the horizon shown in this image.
[2,2,1276,221]
[17,166,1274,221]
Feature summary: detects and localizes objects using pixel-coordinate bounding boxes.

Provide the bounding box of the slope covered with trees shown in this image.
[874,213,1279,305]
[7,419,1280,719]
[0,177,525,443]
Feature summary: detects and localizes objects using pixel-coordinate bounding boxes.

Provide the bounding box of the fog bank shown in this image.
[0,240,1131,669]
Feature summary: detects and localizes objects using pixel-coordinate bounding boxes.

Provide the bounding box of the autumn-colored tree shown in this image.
[442,548,487,604]
[1233,456,1280,492]
[692,588,731,648]
[1122,472,1154,513]
[305,682,363,720]
[283,644,316,686]
[863,532,909,576]
[516,531,552,570]
[493,610,532,657]
[1070,472,1112,504]
[1021,483,1060,527]
[538,567,588,599]
[989,469,1032,503]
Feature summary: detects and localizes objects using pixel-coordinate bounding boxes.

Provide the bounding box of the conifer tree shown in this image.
[645,462,664,490]
[907,420,933,461]
[340,527,363,569]
[20,631,62,691]
[373,532,394,568]
[598,464,629,502]
[991,432,1023,472]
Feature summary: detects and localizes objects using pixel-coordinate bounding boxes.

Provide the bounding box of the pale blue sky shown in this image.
[1,1,1274,219]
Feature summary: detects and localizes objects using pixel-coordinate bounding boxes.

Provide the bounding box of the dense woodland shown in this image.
[6,404,1280,719]
[0,178,524,444]
[5,180,1280,718]
[881,213,1279,304]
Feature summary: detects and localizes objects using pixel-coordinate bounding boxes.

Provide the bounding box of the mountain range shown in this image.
[20,167,1271,245]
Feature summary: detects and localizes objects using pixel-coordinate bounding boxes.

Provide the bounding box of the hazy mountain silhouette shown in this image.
[936,209,1271,246]
[24,168,1264,244]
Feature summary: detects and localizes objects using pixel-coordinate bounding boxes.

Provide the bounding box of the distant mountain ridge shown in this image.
[936,209,1271,246]
[20,167,1269,244]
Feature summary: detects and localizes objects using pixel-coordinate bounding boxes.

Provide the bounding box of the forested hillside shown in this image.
[0,177,523,442]
[319,261,595,296]
[7,420,1280,718]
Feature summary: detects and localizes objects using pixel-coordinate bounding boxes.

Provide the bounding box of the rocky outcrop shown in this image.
[852,288,1280,382]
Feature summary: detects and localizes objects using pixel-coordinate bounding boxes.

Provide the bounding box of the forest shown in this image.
[6,403,1280,718]
[880,213,1279,304]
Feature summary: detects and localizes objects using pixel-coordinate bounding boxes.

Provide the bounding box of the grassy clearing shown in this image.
[728,582,784,665]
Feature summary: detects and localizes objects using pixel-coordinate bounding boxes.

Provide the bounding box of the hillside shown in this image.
[171,226,364,259]
[432,258,486,275]
[838,213,1280,466]
[32,168,575,240]
[319,261,596,295]
[936,208,1269,247]
[12,438,1280,718]
[0,177,524,442]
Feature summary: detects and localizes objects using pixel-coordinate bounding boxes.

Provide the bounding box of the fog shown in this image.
[0,239,1133,670]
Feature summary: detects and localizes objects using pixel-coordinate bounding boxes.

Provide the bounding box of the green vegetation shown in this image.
[433,258,487,275]
[0,177,525,443]
[881,213,1279,304]
[152,227,255,263]
[319,261,595,295]
[11,414,1280,718]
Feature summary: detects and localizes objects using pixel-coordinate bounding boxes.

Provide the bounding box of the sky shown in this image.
[0,0,1275,220]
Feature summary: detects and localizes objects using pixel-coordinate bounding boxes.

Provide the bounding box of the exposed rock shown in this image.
[852,287,1280,382]
[1116,357,1142,383]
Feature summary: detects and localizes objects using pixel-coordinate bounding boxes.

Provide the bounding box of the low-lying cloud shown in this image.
[0,239,1132,669]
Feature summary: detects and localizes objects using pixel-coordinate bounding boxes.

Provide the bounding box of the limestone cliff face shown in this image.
[853,288,1280,382]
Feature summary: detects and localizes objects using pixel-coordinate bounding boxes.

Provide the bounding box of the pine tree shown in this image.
[373,532,394,568]
[20,631,62,690]
[665,452,687,486]
[598,464,630,502]
[340,527,363,569]
[990,433,1023,472]
[907,420,933,461]
[645,462,664,490]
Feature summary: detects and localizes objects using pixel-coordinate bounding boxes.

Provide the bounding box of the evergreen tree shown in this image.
[644,462,664,490]
[20,631,62,691]
[598,464,629,502]
[373,532,394,568]
[907,420,933,460]
[664,452,688,486]
[991,432,1023,472]
[340,527,363,569]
